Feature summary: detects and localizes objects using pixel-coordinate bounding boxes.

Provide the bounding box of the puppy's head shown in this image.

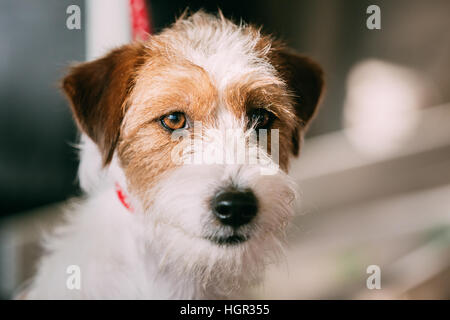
[63,12,323,294]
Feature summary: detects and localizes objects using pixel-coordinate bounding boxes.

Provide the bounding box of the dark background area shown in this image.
[0,0,84,216]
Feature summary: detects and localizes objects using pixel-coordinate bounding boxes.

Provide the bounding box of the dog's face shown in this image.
[63,13,323,293]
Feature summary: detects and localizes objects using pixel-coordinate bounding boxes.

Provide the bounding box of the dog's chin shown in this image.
[205,233,248,246]
[149,219,281,294]
[202,223,254,247]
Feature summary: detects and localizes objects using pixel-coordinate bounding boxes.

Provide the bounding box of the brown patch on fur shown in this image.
[62,42,148,164]
[117,47,218,204]
[267,42,324,155]
[224,79,297,170]
[223,30,324,161]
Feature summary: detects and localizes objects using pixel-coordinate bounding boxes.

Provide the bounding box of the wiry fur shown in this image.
[25,11,323,299]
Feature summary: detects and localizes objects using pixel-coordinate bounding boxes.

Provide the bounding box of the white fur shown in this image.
[26,13,297,300]
[155,12,282,90]
[28,126,295,299]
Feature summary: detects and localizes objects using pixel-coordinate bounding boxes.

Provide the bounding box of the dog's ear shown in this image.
[62,43,146,165]
[269,47,324,156]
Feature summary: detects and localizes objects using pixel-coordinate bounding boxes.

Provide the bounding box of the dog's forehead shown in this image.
[127,14,287,119]
[158,13,278,89]
[173,36,277,92]
[128,39,284,127]
[130,59,218,120]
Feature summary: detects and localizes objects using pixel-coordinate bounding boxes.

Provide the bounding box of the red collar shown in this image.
[115,183,133,212]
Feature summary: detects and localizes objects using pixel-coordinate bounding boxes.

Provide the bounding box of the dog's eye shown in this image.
[249,108,274,129]
[160,112,187,131]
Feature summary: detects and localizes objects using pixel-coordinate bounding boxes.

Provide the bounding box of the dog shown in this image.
[25,11,323,299]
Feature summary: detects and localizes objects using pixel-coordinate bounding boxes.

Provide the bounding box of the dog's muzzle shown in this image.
[207,187,258,245]
[211,188,258,227]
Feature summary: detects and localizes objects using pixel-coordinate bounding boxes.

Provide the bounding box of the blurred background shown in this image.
[0,0,449,299]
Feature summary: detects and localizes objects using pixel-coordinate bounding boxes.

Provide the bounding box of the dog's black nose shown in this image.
[211,189,258,227]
